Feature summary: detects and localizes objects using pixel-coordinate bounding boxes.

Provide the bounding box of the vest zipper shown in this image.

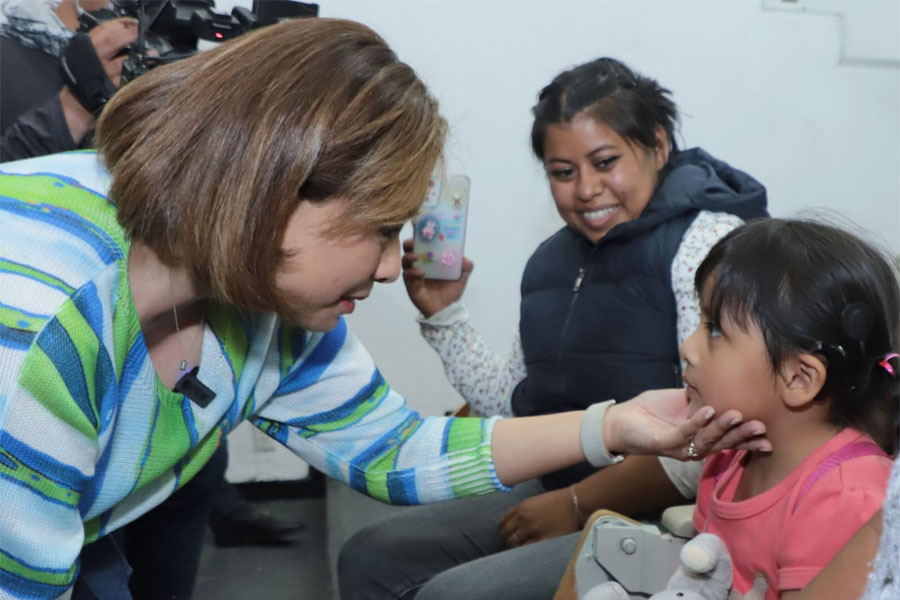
[558,267,587,366]
[557,243,596,397]
[572,267,585,292]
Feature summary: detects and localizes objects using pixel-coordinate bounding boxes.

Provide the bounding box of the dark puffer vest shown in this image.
[511,148,769,490]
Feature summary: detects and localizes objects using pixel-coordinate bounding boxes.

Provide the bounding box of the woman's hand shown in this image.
[401,237,474,317]
[498,487,579,548]
[603,389,772,461]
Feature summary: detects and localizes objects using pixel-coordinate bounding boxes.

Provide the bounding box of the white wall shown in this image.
[215,1,899,469]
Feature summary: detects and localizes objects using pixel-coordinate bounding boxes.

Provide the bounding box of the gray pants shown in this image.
[338,479,581,600]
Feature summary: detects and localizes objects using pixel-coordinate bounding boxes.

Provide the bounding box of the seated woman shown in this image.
[338,56,769,600]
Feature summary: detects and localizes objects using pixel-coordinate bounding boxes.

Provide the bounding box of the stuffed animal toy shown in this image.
[583,533,766,600]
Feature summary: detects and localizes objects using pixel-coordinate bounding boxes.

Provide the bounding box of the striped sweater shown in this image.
[0,151,507,599]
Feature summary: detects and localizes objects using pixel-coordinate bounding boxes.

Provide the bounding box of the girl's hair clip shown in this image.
[878,353,899,378]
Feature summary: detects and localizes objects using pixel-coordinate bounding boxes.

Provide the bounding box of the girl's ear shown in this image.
[780,353,828,408]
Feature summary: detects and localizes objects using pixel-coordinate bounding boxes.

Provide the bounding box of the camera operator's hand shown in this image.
[88,17,139,88]
[58,17,138,147]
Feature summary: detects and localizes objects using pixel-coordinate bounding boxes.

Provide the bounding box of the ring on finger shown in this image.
[686,440,701,459]
[508,532,521,546]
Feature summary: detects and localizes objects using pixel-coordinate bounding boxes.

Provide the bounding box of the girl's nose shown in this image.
[680,327,701,367]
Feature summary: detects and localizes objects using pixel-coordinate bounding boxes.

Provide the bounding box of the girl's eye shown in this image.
[704,321,723,338]
[594,156,619,170]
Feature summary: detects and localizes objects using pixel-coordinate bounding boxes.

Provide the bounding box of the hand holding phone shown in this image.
[402,237,474,317]
[412,174,470,280]
[402,174,472,317]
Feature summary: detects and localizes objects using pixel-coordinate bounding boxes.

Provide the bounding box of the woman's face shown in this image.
[543,115,669,243]
[274,198,403,331]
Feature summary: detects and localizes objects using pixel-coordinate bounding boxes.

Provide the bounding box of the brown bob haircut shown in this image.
[95,18,446,312]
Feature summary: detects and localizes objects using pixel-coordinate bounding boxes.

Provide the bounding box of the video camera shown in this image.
[79,0,319,83]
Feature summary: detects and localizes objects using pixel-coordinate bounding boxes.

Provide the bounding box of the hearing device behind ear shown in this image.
[841,301,874,356]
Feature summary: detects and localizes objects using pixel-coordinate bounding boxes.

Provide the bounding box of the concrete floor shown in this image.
[191,475,406,600]
[193,496,333,600]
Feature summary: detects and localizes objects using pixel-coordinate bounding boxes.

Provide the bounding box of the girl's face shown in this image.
[680,290,779,422]
[543,114,668,244]
[274,198,403,331]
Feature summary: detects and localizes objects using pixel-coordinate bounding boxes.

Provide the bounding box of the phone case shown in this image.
[413,174,470,280]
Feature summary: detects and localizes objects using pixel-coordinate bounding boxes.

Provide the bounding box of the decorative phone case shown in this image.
[413,174,470,280]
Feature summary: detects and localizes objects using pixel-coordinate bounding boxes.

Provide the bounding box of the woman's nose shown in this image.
[576,171,603,202]
[375,237,401,283]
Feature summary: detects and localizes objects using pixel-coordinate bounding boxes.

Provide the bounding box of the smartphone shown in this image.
[413,174,470,280]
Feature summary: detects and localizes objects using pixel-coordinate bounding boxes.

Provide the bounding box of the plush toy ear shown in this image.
[682,543,717,574]
[657,533,733,600]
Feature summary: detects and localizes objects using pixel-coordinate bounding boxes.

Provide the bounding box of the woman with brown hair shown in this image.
[0,18,763,600]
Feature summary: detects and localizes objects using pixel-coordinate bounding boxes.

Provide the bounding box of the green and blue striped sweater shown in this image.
[0,151,506,599]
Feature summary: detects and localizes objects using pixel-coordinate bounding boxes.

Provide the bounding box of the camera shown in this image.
[79,1,319,82]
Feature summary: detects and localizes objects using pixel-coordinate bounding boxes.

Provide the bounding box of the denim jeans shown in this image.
[338,479,581,600]
[72,533,133,600]
[73,441,228,600]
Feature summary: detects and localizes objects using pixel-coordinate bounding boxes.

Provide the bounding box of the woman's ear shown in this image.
[780,353,828,408]
[652,126,670,170]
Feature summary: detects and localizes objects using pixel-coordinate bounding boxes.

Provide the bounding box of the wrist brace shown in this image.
[580,400,625,468]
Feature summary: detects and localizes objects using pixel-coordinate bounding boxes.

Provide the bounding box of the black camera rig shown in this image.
[82,0,319,81]
[61,1,317,113]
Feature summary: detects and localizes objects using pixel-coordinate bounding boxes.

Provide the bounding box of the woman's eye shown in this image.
[549,168,574,180]
[594,156,618,170]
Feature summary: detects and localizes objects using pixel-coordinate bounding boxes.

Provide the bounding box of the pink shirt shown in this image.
[693,428,891,599]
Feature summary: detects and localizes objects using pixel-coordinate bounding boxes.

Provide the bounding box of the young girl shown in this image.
[683,218,899,599]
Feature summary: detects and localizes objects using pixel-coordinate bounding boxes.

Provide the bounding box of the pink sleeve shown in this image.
[777,456,891,593]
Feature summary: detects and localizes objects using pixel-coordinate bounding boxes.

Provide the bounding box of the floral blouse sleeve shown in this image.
[671,210,745,351]
[417,302,524,417]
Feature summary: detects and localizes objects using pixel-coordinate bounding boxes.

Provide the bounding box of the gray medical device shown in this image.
[574,512,689,599]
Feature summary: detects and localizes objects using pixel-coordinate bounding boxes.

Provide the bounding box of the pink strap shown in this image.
[713,451,736,488]
[879,353,899,377]
[793,441,887,513]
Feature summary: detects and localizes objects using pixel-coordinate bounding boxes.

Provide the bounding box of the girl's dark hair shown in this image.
[696,218,900,454]
[530,57,678,160]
